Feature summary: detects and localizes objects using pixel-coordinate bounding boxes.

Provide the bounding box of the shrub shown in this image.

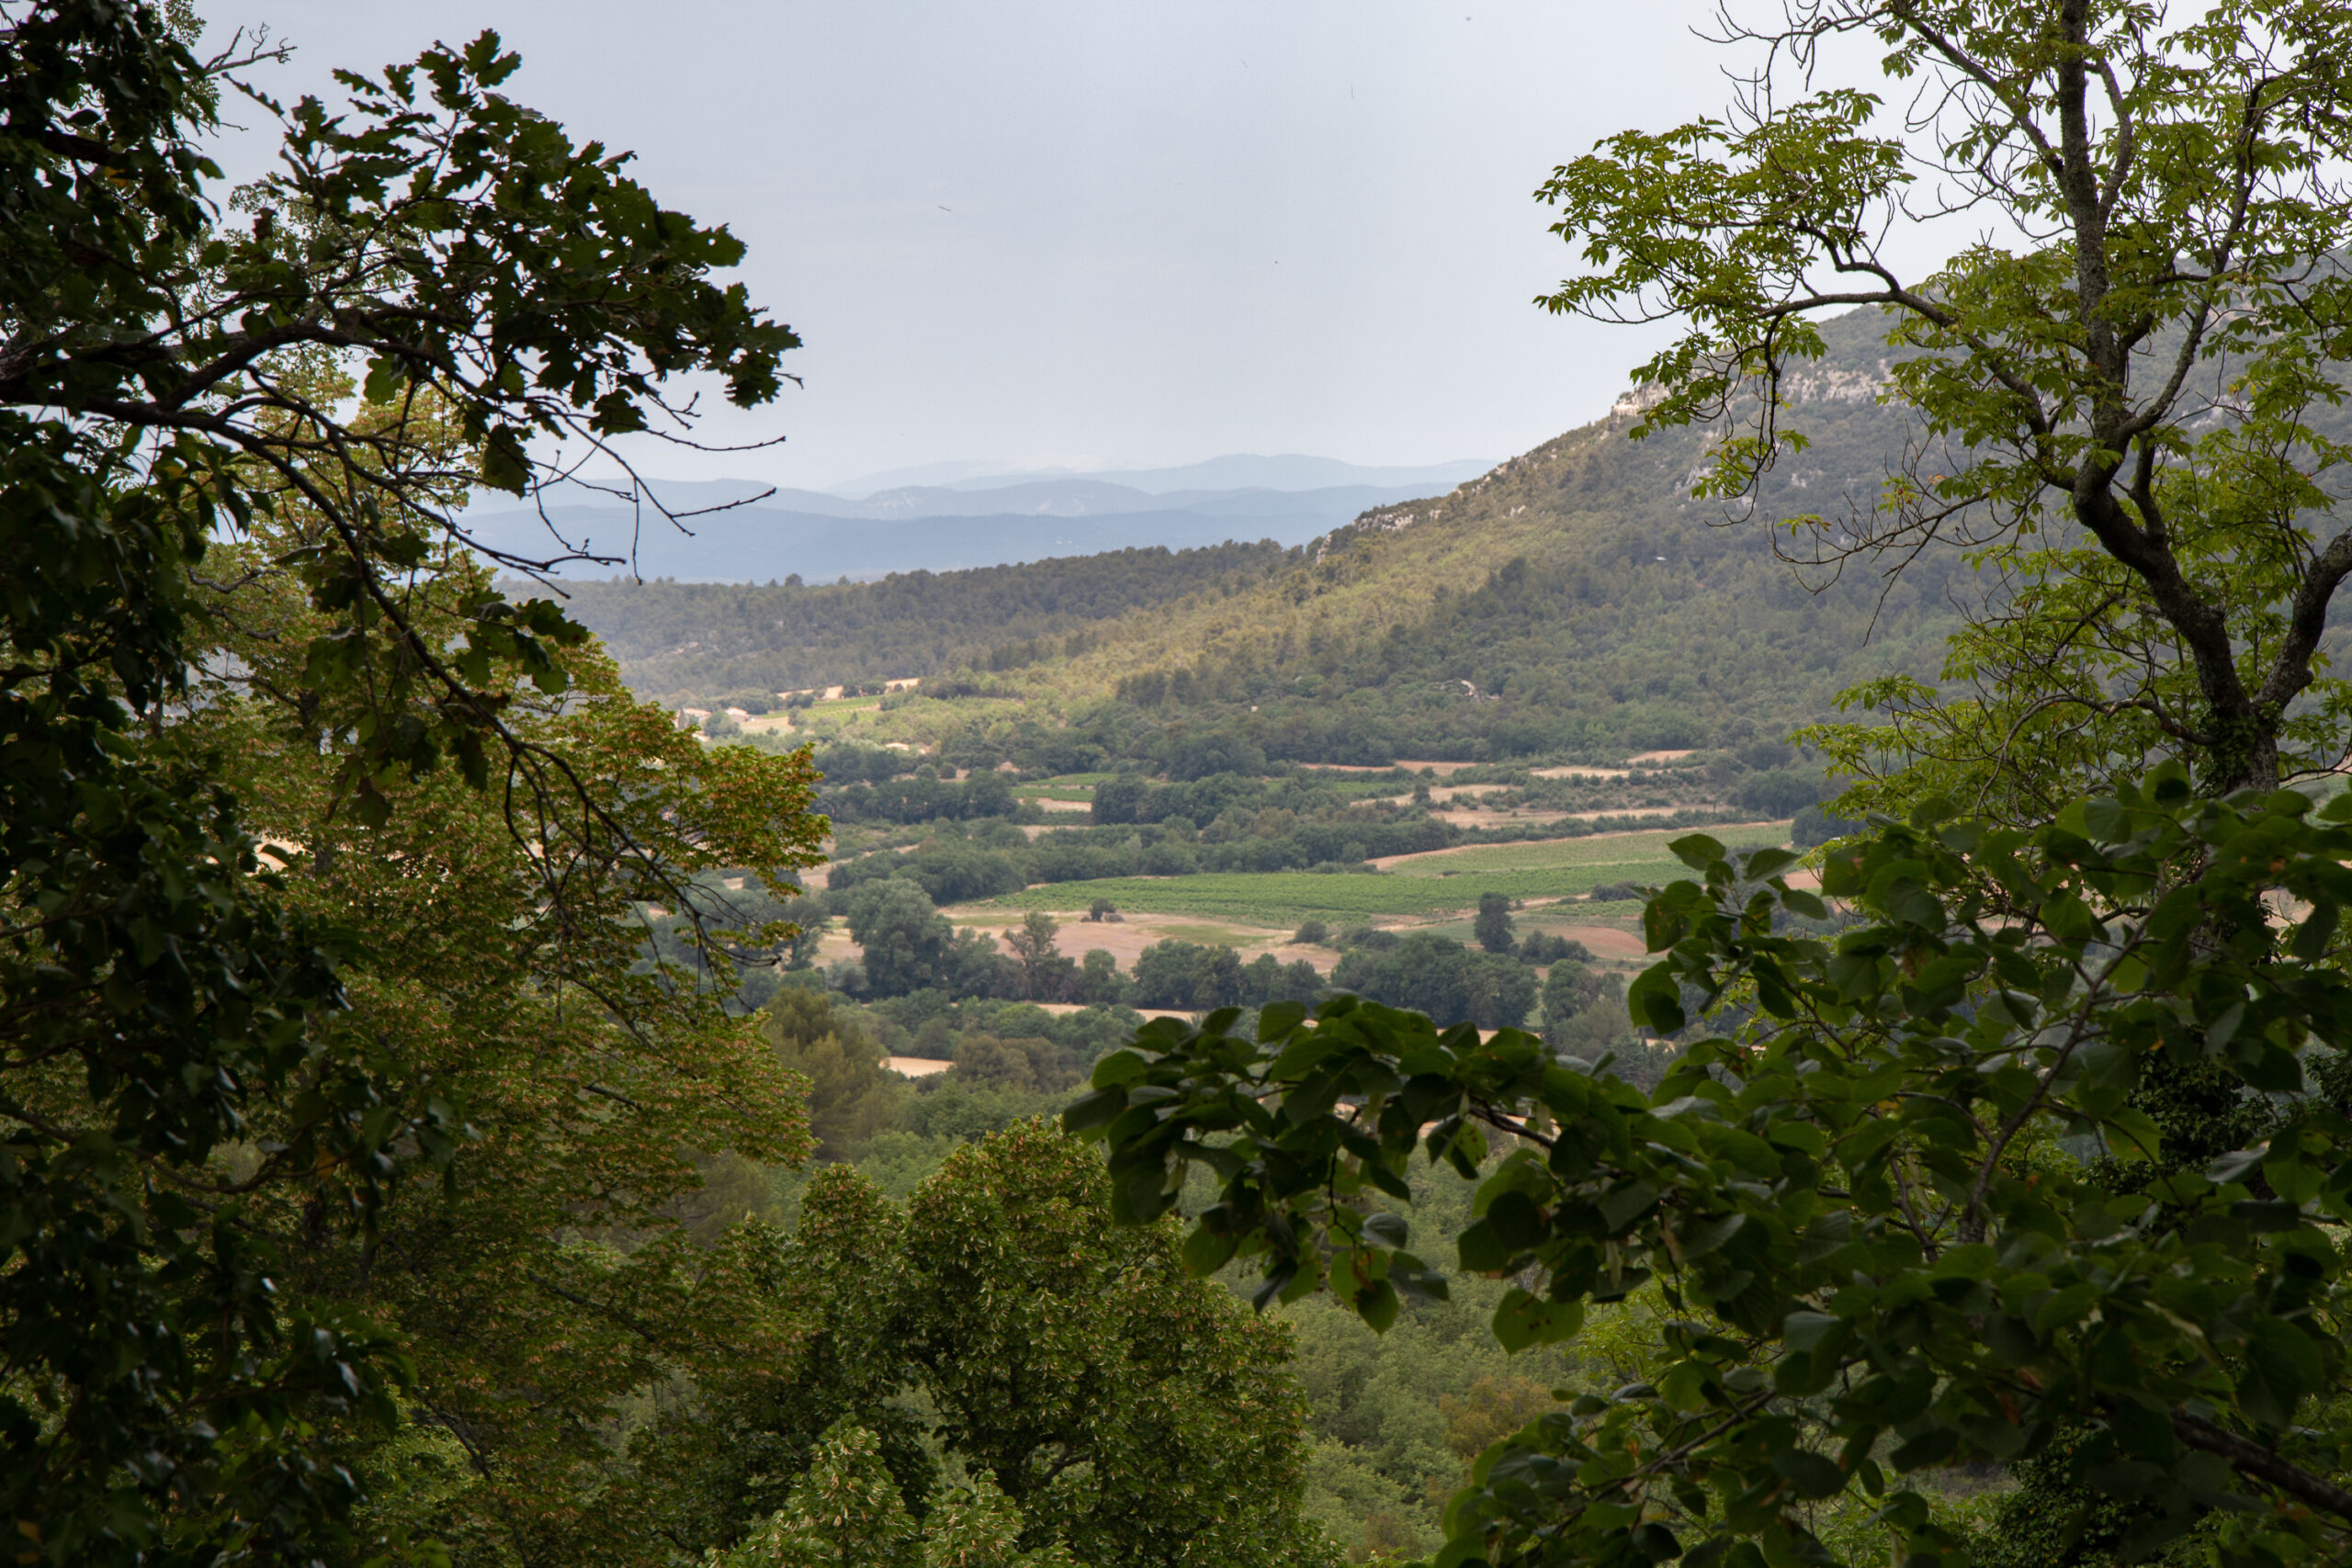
[1792,801,1863,849]
[1519,931,1592,965]
[1731,767,1823,817]
[1474,892,1517,953]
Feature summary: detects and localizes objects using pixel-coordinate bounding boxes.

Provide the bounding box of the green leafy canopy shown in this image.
[1535,0,2352,811]
[0,6,810,1562]
[1077,771,2352,1567]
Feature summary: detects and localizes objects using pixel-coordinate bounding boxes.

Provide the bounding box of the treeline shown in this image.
[515,539,1295,703]
[823,795,1457,905]
[816,765,1451,903]
[805,728,1822,823]
[797,718,1276,784]
[642,867,1636,1044]
[823,818,1425,904]
[824,885,1630,1040]
[1114,919,1624,1042]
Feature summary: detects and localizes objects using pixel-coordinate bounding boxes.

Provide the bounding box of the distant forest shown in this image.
[511,539,1294,704]
[1095,404,1975,762]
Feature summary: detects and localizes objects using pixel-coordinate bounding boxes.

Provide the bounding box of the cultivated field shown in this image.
[970,823,1793,925]
[1375,823,1790,876]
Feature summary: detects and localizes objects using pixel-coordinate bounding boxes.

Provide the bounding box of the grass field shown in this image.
[975,864,1677,924]
[972,825,1793,925]
[1380,824,1789,878]
[1014,784,1098,803]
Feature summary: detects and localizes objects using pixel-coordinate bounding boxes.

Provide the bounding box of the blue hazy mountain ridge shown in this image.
[464,477,1458,581]
[821,453,1494,496]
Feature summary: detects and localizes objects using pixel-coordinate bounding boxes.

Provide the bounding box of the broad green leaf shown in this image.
[1491,1287,1582,1352]
[1670,833,1728,871]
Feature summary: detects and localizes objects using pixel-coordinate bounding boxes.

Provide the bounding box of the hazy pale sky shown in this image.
[206,2,1738,489]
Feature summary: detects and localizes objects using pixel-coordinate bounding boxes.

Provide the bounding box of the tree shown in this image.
[1193,945,1248,1010]
[1074,780,2352,1567]
[1092,777,1147,826]
[951,1035,1050,1093]
[1332,931,1474,1025]
[1536,0,2352,817]
[764,988,906,1159]
[1005,911,1065,1000]
[1242,953,1329,1010]
[654,1123,1342,1568]
[1474,893,1518,954]
[849,881,957,997]
[1539,959,1608,1042]
[1077,949,1128,1006]
[709,1422,1083,1568]
[948,926,1022,1000]
[1525,931,1592,966]
[1461,949,1539,1032]
[1128,939,1248,1012]
[0,10,812,1563]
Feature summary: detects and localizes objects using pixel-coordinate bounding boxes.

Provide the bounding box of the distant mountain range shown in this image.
[823,454,1494,497]
[460,456,1493,581]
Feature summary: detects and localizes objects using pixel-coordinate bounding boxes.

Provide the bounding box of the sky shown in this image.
[201,1,1744,491]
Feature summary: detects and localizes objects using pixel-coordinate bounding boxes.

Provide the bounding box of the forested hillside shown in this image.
[521,538,1294,703]
[587,307,1984,762]
[1030,306,1969,761]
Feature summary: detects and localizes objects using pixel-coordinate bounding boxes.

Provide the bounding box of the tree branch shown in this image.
[2172,1410,2352,1527]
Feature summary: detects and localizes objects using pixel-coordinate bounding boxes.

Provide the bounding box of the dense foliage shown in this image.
[1069,6,2352,1562]
[1540,0,2352,816]
[655,1122,1342,1567]
[738,989,1672,1565]
[195,535,827,1566]
[1080,776,2352,1566]
[0,6,826,1562]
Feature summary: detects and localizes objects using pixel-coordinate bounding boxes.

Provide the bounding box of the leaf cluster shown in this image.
[1076,771,2352,1566]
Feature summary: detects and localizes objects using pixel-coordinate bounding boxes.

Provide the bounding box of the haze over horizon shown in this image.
[463,451,1498,582]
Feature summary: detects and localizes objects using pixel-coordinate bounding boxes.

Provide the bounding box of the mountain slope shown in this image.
[526,540,1298,703]
[944,312,1966,760]
[550,309,1996,759]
